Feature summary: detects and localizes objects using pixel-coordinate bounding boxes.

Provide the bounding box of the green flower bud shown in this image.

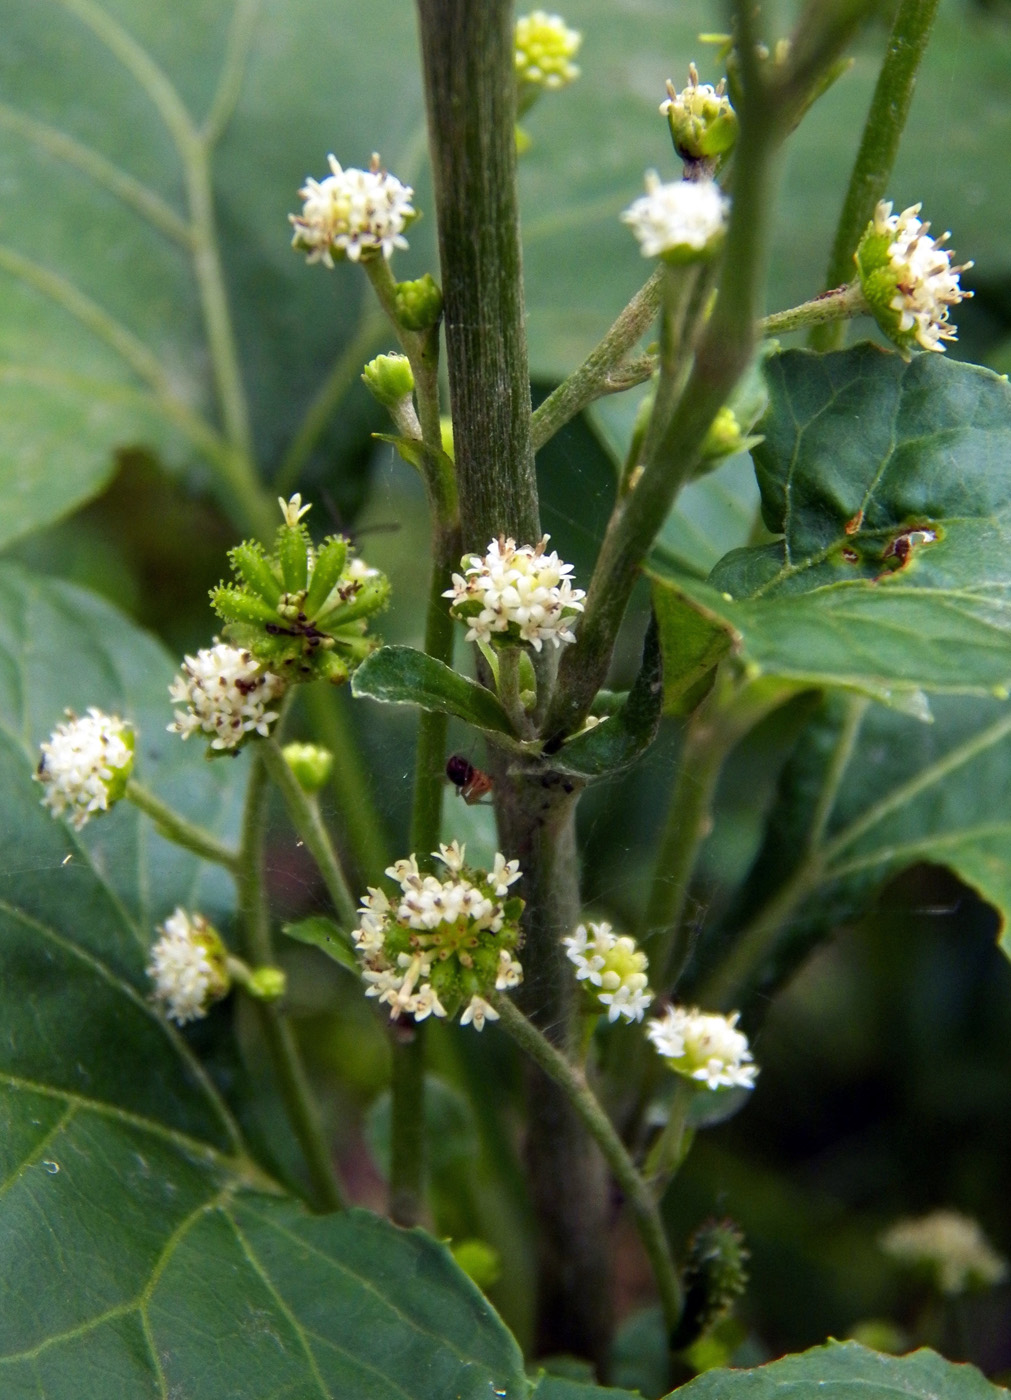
[451,1239,503,1290]
[282,741,334,793]
[672,1218,749,1350]
[394,274,443,331]
[210,496,390,687]
[246,965,287,1002]
[362,352,415,408]
[660,64,737,163]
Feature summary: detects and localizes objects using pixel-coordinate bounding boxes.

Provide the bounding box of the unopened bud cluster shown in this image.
[147,908,230,1025]
[354,842,524,1031]
[445,535,585,652]
[622,174,729,262]
[647,1005,757,1090]
[660,64,737,162]
[515,11,581,92]
[673,1218,750,1349]
[210,495,388,688]
[856,200,972,355]
[290,153,416,267]
[563,921,653,1023]
[36,708,135,829]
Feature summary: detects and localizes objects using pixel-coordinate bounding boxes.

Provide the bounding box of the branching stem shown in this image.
[125,778,240,873]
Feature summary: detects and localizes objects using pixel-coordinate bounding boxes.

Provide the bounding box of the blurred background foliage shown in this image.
[2,0,1010,1386]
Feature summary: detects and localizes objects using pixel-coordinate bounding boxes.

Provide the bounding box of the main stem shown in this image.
[416,0,617,1365]
[238,749,345,1211]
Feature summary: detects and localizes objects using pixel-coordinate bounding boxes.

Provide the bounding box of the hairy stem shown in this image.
[415,0,538,549]
[761,280,866,339]
[811,0,942,351]
[531,268,664,452]
[125,778,240,873]
[237,749,345,1211]
[492,994,683,1341]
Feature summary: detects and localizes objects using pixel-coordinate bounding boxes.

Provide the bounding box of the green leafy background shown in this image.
[3,0,1011,1392]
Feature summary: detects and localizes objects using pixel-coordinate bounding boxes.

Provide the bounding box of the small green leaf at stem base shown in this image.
[352,645,517,736]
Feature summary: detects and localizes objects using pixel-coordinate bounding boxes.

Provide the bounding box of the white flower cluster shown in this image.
[355,842,523,1030]
[290,154,415,267]
[168,643,286,751]
[647,1006,758,1090]
[563,921,653,1023]
[36,707,134,830]
[515,10,581,89]
[881,1210,1008,1296]
[870,200,972,352]
[622,174,729,260]
[444,535,586,651]
[147,908,228,1025]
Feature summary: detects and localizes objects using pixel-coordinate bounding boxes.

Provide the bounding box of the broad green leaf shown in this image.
[282,913,358,974]
[552,616,663,776]
[0,566,529,1396]
[352,644,517,736]
[703,690,1011,1002]
[530,1377,641,1400]
[673,1340,1007,1400]
[649,346,1011,712]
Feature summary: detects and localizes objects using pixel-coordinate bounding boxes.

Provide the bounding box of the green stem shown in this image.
[274,306,387,495]
[415,0,538,550]
[645,678,794,990]
[388,1023,427,1227]
[643,1077,696,1195]
[125,778,239,872]
[761,281,867,339]
[303,685,392,887]
[259,739,357,929]
[492,994,683,1341]
[237,749,345,1211]
[530,268,664,453]
[810,0,942,352]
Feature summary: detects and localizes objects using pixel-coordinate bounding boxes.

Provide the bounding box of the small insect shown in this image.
[446,754,494,805]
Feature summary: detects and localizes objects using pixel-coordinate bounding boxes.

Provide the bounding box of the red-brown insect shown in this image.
[446,754,494,805]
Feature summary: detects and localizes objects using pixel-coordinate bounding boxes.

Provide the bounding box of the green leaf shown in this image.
[649,347,1011,713]
[0,565,528,1395]
[281,914,358,975]
[552,615,662,776]
[671,1340,1007,1400]
[708,690,1011,999]
[352,644,516,736]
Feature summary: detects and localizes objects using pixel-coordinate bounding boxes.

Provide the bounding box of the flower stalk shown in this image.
[126,779,240,873]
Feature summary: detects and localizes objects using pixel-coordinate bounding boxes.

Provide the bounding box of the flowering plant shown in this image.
[3,3,1010,1398]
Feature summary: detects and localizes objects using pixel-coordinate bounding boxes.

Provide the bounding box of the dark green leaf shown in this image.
[552,615,663,775]
[352,645,516,735]
[671,1340,1007,1400]
[0,566,528,1396]
[281,914,359,974]
[649,347,1011,713]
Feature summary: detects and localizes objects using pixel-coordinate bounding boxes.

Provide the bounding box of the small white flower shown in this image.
[515,10,581,90]
[147,908,228,1025]
[460,995,500,1031]
[647,1005,757,1090]
[495,949,524,990]
[881,1210,1008,1295]
[411,983,448,1022]
[290,153,415,267]
[491,852,522,896]
[436,840,467,873]
[622,174,729,260]
[278,493,312,527]
[864,200,972,353]
[168,643,286,751]
[36,708,134,830]
[444,535,586,652]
